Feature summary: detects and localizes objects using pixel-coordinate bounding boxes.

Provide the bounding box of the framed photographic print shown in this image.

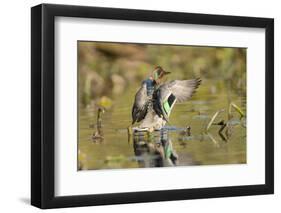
[31,3,274,209]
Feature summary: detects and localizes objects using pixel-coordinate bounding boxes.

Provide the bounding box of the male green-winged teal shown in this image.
[132,66,201,131]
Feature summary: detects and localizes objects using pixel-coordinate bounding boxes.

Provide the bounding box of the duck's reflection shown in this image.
[132,129,178,167]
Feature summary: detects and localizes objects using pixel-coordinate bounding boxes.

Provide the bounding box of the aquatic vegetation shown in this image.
[78,42,247,170]
[205,109,225,132]
[205,102,246,142]
[92,107,105,142]
[228,102,245,119]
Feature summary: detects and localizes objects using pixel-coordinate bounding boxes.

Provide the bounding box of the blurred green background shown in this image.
[78,42,246,108]
[78,41,246,170]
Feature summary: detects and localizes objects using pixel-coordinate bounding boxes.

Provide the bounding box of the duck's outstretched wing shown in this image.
[132,85,149,125]
[153,78,201,121]
[165,78,201,102]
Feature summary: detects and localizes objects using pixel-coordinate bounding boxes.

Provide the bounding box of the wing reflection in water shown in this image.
[132,129,178,168]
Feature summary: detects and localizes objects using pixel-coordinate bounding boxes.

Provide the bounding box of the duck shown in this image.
[132,66,201,131]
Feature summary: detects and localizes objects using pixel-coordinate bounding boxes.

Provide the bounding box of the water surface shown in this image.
[78,81,246,170]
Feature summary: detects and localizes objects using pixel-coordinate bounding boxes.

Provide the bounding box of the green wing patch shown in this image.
[162,93,176,117]
[163,101,171,115]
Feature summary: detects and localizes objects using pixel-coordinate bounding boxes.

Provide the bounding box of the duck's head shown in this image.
[150,66,171,84]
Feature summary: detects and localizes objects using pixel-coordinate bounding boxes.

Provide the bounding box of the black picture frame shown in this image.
[31,3,274,209]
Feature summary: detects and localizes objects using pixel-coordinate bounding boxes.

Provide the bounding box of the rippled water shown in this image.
[78,82,246,170]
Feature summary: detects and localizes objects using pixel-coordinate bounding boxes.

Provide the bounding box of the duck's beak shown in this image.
[163,71,171,76]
